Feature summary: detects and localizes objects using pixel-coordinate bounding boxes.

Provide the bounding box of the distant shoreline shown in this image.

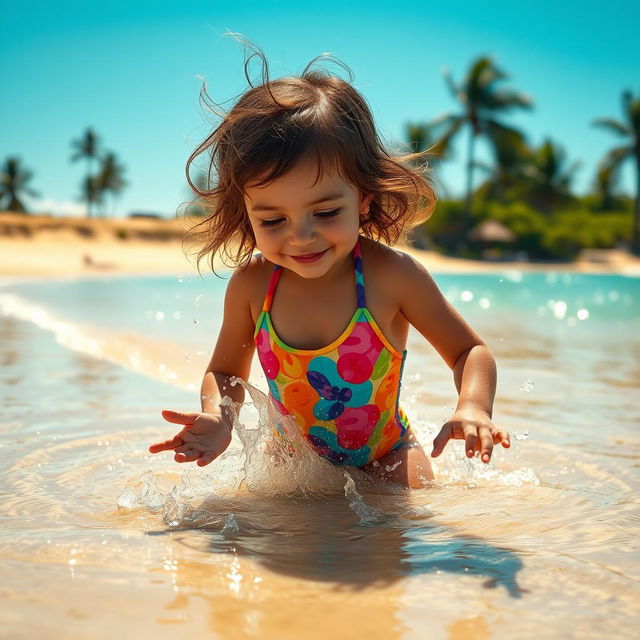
[1,211,639,278]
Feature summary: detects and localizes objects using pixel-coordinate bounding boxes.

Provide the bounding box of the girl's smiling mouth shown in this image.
[289,249,329,263]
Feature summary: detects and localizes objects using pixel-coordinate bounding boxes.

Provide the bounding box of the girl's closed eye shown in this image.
[315,208,341,219]
[259,217,285,228]
[259,209,341,228]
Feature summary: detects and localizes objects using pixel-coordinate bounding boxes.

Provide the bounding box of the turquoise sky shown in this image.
[2,0,638,217]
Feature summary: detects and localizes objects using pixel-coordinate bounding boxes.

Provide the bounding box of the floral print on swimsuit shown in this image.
[253,240,409,467]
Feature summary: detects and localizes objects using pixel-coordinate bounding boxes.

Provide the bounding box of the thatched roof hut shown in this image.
[468,220,516,243]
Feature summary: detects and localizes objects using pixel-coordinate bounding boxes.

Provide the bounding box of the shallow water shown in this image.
[0,271,638,639]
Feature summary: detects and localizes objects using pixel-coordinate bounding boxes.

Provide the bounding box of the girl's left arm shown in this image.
[394,253,510,463]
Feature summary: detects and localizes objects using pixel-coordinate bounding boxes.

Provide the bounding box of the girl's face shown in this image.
[244,158,372,280]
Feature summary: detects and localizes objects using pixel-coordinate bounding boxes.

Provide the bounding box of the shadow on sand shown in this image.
[147,491,526,598]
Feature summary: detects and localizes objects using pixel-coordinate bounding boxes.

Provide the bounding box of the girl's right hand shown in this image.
[148,410,233,466]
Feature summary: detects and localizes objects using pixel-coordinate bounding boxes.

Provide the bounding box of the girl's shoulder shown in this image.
[360,237,431,287]
[226,253,274,323]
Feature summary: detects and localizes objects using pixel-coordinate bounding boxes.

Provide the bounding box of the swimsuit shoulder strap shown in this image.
[261,264,282,313]
[354,239,366,309]
[262,240,364,314]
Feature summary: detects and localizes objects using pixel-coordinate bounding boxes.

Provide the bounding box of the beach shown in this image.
[1,211,639,639]
[2,211,639,278]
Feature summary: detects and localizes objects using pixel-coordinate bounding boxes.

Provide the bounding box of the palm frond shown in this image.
[430,115,465,157]
[481,89,533,112]
[484,120,529,168]
[623,90,640,137]
[601,144,633,172]
[441,66,460,102]
[592,117,630,137]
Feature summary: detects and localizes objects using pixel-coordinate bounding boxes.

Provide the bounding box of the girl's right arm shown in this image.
[149,265,257,466]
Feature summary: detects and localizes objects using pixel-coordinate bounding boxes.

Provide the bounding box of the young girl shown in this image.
[149,53,510,489]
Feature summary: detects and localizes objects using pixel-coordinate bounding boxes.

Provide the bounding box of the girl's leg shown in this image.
[363,430,434,489]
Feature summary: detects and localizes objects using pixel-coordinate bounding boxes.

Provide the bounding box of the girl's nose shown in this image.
[289,217,316,244]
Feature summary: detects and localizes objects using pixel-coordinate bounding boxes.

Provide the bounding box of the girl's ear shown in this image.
[359,193,373,216]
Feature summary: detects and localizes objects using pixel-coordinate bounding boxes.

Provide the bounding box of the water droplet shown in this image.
[193,318,199,325]
[173,311,181,320]
[155,311,165,321]
[513,430,529,441]
[552,300,567,320]
[479,297,490,309]
[577,308,589,320]
[177,275,183,283]
[185,353,191,362]
[461,290,474,302]
[519,379,534,393]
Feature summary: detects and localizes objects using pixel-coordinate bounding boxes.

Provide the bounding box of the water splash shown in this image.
[117,470,166,510]
[221,513,240,537]
[117,376,539,529]
[343,472,389,525]
[227,377,348,497]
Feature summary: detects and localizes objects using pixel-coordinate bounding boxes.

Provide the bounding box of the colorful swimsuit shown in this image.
[253,240,409,467]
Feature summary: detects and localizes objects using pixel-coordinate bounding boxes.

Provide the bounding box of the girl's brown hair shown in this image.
[185,44,436,272]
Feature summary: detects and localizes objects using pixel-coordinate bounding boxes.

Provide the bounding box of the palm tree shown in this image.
[428,57,533,243]
[519,139,580,213]
[96,152,127,217]
[473,125,530,203]
[475,138,579,214]
[80,175,102,217]
[0,157,39,213]
[593,163,622,211]
[593,90,640,253]
[70,127,101,217]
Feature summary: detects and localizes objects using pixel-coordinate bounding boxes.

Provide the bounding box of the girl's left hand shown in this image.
[431,408,510,463]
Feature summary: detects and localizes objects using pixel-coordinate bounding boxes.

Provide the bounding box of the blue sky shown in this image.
[2,0,638,217]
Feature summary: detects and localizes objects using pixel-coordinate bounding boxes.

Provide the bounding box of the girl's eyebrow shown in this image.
[251,192,345,212]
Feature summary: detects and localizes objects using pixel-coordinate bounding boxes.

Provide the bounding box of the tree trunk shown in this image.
[462,126,476,250]
[7,196,26,213]
[86,157,92,218]
[633,152,640,255]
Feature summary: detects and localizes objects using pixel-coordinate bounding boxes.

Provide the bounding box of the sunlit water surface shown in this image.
[0,271,638,639]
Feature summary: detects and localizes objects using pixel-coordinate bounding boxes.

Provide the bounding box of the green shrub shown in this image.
[423,198,633,259]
